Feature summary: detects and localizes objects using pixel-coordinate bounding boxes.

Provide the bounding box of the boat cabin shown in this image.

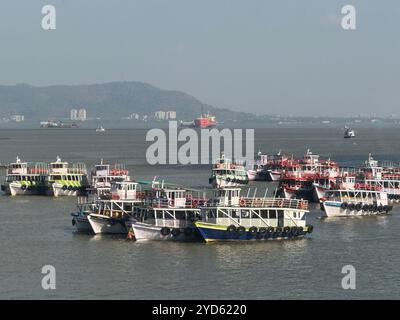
[50,156,69,174]
[302,149,320,165]
[325,189,388,205]
[111,181,139,200]
[8,157,28,175]
[93,160,110,177]
[200,188,307,229]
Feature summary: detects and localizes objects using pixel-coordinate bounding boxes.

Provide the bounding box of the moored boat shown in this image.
[130,183,205,241]
[209,153,249,188]
[71,200,99,233]
[90,160,130,196]
[321,189,392,217]
[195,187,313,242]
[1,157,49,196]
[87,181,142,234]
[47,156,89,197]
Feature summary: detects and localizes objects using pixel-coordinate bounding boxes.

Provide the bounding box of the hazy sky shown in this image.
[0,0,399,116]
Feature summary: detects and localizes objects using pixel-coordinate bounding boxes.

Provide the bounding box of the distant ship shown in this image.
[194,111,217,128]
[344,126,356,138]
[96,126,106,133]
[40,121,79,129]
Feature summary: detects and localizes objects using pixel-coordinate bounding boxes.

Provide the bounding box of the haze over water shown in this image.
[0,127,399,299]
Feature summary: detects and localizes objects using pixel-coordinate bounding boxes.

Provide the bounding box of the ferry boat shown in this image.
[90,160,130,196]
[1,157,49,196]
[194,187,313,242]
[264,152,293,181]
[277,150,340,201]
[87,181,142,234]
[47,156,89,197]
[313,174,356,202]
[129,182,205,241]
[71,200,99,233]
[247,151,293,182]
[194,111,217,128]
[209,153,249,188]
[321,189,393,217]
[344,126,356,138]
[358,154,400,201]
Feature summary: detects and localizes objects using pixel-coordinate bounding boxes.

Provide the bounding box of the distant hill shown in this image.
[0,82,254,121]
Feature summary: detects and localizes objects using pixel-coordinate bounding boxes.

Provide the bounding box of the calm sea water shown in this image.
[0,127,400,299]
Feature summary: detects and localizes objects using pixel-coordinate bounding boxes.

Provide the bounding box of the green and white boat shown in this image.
[209,153,249,188]
[195,187,313,242]
[1,157,49,196]
[47,156,89,197]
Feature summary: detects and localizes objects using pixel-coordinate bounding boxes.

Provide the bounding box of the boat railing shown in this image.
[204,197,308,210]
[66,168,87,174]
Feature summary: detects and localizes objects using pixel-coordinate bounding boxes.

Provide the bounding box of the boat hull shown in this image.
[88,214,128,234]
[50,183,88,197]
[266,170,281,182]
[195,222,310,242]
[71,213,93,233]
[322,201,392,217]
[313,185,329,203]
[7,183,47,196]
[131,222,201,242]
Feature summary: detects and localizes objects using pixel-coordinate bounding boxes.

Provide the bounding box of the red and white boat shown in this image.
[194,111,217,128]
[277,150,340,202]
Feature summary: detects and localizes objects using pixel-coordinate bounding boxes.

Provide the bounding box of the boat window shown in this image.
[269,210,277,219]
[260,210,268,218]
[231,209,240,218]
[217,211,225,218]
[251,210,260,218]
[147,211,155,219]
[208,210,217,218]
[175,211,185,220]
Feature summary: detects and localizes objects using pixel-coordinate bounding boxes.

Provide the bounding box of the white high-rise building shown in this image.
[155,111,166,120]
[70,108,87,121]
[167,111,176,120]
[70,109,78,120]
[78,108,87,121]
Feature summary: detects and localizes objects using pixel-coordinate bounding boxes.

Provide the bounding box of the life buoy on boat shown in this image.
[160,227,170,236]
[299,200,306,210]
[276,199,283,207]
[240,199,246,207]
[168,199,175,207]
[171,228,181,237]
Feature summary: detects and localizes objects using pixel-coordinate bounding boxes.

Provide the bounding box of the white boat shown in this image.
[195,187,313,242]
[313,175,356,202]
[71,201,98,233]
[130,182,204,241]
[246,151,290,182]
[209,153,249,188]
[344,126,356,138]
[90,160,130,196]
[321,189,392,217]
[96,126,106,132]
[47,156,89,197]
[87,181,142,234]
[1,157,49,196]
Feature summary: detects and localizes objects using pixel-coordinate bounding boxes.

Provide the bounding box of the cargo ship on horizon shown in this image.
[194,111,217,128]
